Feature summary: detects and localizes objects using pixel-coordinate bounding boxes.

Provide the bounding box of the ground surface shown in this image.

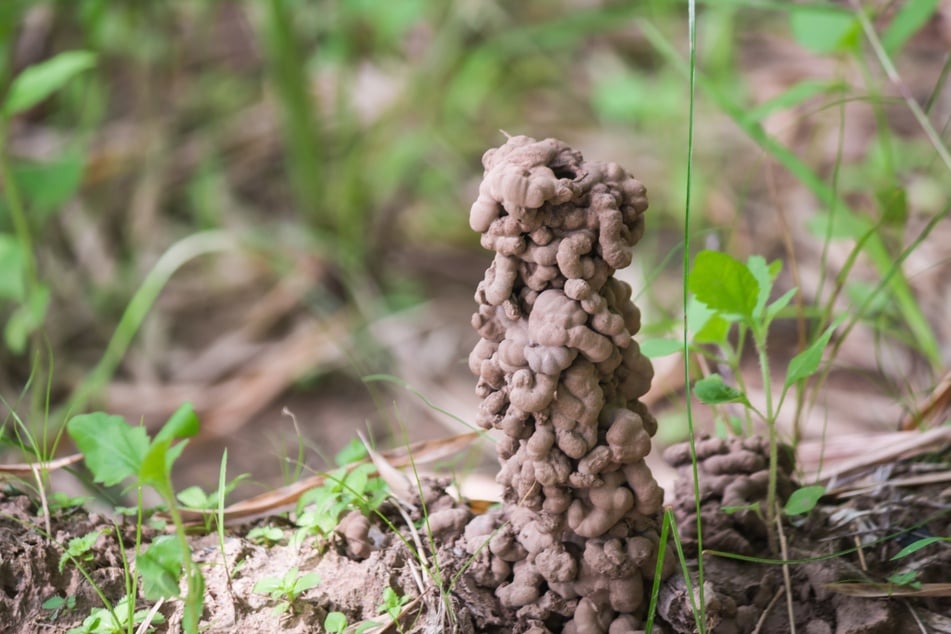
[2,437,949,634]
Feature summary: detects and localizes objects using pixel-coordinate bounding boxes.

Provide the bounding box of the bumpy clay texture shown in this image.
[464,135,670,633]
[664,435,796,557]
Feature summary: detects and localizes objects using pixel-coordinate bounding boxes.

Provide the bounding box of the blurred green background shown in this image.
[2,0,949,492]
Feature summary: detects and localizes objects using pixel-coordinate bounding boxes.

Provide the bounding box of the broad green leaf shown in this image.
[639,338,683,358]
[41,596,67,610]
[790,9,859,54]
[882,0,939,55]
[686,296,713,335]
[9,150,85,219]
[292,572,321,594]
[139,437,188,489]
[324,612,348,633]
[139,438,172,489]
[164,441,188,474]
[891,536,946,560]
[176,486,212,510]
[766,287,798,322]
[67,413,148,487]
[334,437,368,467]
[3,51,96,116]
[784,316,845,387]
[137,535,184,600]
[694,313,731,345]
[784,485,826,515]
[689,250,758,320]
[877,186,908,228]
[694,374,749,406]
[154,402,200,444]
[0,234,26,302]
[746,255,773,320]
[253,576,283,595]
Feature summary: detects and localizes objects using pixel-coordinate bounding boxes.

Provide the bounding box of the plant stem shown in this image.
[160,482,201,634]
[754,325,779,552]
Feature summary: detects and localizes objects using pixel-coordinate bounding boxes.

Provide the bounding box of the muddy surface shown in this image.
[2,440,949,634]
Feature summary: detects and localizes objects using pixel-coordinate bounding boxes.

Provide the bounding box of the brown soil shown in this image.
[2,441,949,634]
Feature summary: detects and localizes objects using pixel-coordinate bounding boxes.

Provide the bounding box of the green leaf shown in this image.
[67,413,148,486]
[292,572,321,594]
[0,234,26,302]
[689,250,759,321]
[59,529,101,572]
[790,9,859,55]
[9,150,85,219]
[694,374,749,406]
[784,317,844,387]
[639,338,683,358]
[176,486,212,510]
[154,402,200,444]
[783,485,826,515]
[881,0,939,55]
[766,287,798,322]
[686,296,713,336]
[4,283,49,354]
[324,612,348,633]
[3,51,97,116]
[137,535,184,600]
[694,314,731,345]
[877,186,908,228]
[139,438,173,489]
[746,255,773,320]
[891,536,946,560]
[253,576,284,596]
[741,80,843,126]
[334,437,367,467]
[887,570,921,588]
[806,209,870,240]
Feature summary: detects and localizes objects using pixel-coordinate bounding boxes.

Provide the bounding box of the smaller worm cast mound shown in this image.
[463,135,673,633]
[664,435,797,557]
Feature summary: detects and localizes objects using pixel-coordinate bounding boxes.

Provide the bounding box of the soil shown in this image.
[2,439,948,634]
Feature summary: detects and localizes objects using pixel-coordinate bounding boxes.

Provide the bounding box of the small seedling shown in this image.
[48,492,92,512]
[886,570,921,589]
[324,611,348,633]
[66,403,204,634]
[293,444,387,544]
[42,594,76,620]
[377,586,410,630]
[783,485,826,516]
[247,525,285,546]
[176,473,249,511]
[59,529,102,572]
[137,535,186,600]
[252,566,321,615]
[688,250,843,529]
[67,594,164,634]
